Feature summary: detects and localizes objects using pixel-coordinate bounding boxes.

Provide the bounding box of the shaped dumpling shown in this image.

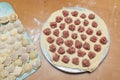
[6,23,15,31]
[0,54,8,63]
[26,45,35,53]
[13,66,22,77]
[31,59,41,69]
[22,38,30,47]
[21,53,29,63]
[0,26,6,33]
[10,29,17,36]
[0,70,9,78]
[5,64,15,73]
[17,47,26,55]
[10,52,19,61]
[20,68,25,76]
[29,50,37,60]
[23,63,32,72]
[7,37,16,44]
[14,58,22,66]
[4,48,15,57]
[9,13,18,22]
[3,57,11,66]
[13,20,22,28]
[16,34,23,41]
[14,42,22,50]
[17,27,24,34]
[1,34,7,41]
[4,74,16,80]
[0,43,6,49]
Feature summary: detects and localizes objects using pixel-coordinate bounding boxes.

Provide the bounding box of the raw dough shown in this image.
[10,52,19,61]
[5,64,15,73]
[22,38,30,47]
[16,34,23,41]
[1,34,7,41]
[7,37,16,44]
[14,42,22,50]
[41,8,110,72]
[13,66,22,77]
[10,29,17,36]
[17,27,24,34]
[29,50,37,60]
[0,43,6,49]
[21,53,29,63]
[3,57,11,66]
[14,58,22,66]
[26,45,35,53]
[0,26,6,33]
[9,13,18,22]
[4,74,16,80]
[6,24,14,31]
[0,70,9,78]
[23,63,33,72]
[32,59,41,69]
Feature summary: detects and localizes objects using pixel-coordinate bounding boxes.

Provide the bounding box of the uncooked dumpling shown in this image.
[20,69,25,76]
[17,47,26,55]
[0,70,9,78]
[13,66,22,77]
[13,21,19,28]
[31,59,41,69]
[17,27,24,34]
[14,42,22,50]
[3,57,11,66]
[21,53,29,63]
[4,74,16,80]
[7,37,16,44]
[0,43,6,49]
[10,29,17,36]
[1,34,7,41]
[0,26,6,33]
[23,63,32,72]
[6,24,14,31]
[29,50,37,60]
[22,38,30,47]
[13,20,23,28]
[14,58,22,66]
[5,64,15,73]
[26,45,35,53]
[0,10,40,79]
[16,34,23,41]
[9,13,18,22]
[0,54,8,63]
[5,45,14,54]
[10,52,19,61]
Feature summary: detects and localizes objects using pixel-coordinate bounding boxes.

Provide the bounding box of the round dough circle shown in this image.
[40,7,110,73]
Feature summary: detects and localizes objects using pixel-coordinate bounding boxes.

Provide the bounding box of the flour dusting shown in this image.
[28,18,42,44]
[33,18,40,26]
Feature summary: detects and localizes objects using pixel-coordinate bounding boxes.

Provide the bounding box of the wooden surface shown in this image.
[0,0,120,80]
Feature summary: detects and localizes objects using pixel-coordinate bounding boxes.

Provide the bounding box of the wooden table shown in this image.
[0,0,120,80]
